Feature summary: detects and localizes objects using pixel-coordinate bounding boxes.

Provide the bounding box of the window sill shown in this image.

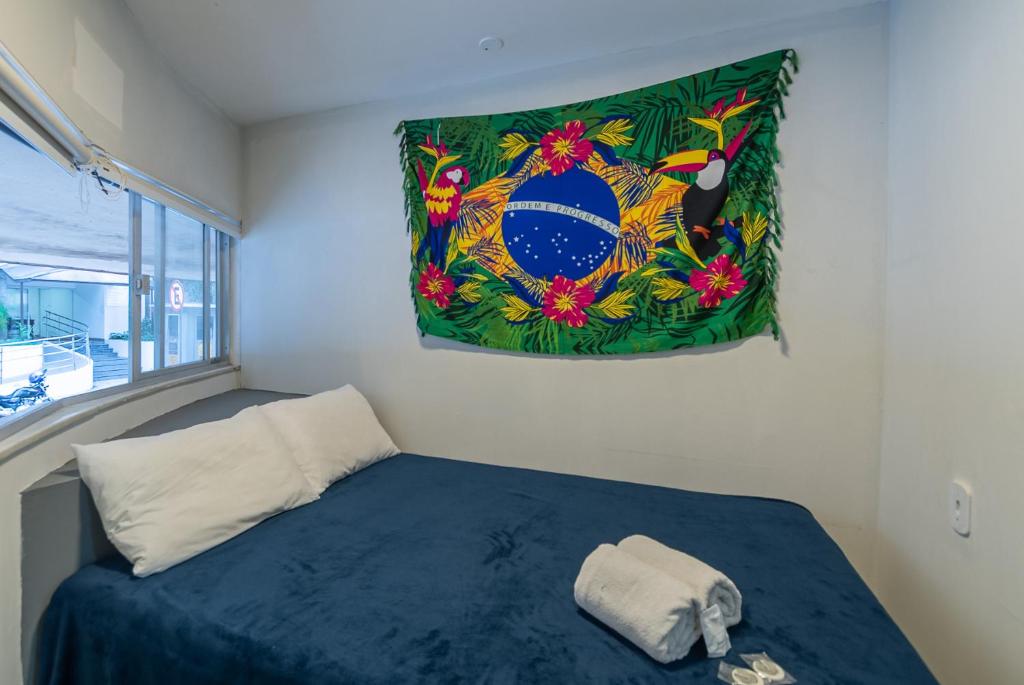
[0,362,239,465]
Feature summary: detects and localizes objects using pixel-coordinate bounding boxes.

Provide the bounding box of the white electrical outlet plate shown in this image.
[949,480,971,537]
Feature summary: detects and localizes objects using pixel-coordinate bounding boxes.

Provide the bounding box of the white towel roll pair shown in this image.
[573,535,742,664]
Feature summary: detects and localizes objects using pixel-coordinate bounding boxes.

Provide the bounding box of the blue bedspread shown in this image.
[40,454,935,684]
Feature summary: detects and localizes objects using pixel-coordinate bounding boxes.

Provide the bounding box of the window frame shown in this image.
[0,187,234,442]
[128,190,230,383]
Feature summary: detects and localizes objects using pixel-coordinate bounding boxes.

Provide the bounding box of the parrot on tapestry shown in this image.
[415,135,470,271]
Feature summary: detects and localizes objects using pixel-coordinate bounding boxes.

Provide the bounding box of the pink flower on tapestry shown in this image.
[539,120,594,176]
[689,255,747,308]
[542,275,595,327]
[417,263,455,309]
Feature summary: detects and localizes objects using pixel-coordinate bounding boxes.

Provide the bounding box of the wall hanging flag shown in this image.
[397,49,796,355]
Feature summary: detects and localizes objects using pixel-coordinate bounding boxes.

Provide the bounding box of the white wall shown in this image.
[242,4,889,576]
[69,284,128,340]
[0,369,240,681]
[875,1,1024,683]
[100,286,129,340]
[71,286,105,339]
[0,0,242,218]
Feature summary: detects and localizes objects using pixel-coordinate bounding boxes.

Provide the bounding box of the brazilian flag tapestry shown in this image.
[397,49,796,355]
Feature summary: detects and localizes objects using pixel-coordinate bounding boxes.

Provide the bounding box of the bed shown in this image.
[38,394,936,684]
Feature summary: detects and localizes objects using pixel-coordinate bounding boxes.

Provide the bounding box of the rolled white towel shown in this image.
[574,543,701,663]
[618,535,742,627]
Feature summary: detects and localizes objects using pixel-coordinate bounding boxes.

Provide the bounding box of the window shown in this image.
[140,197,160,372]
[209,229,220,358]
[0,120,233,431]
[133,199,228,375]
[162,209,204,366]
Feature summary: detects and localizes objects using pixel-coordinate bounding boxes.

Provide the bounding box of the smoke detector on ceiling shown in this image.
[479,36,504,52]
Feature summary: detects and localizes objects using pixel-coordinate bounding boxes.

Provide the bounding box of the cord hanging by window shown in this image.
[77,147,127,210]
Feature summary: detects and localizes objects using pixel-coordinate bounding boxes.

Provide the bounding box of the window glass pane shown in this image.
[208,228,218,358]
[0,122,129,426]
[140,198,160,372]
[164,208,204,366]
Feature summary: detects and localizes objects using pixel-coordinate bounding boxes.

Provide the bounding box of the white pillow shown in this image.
[257,385,399,493]
[74,406,318,577]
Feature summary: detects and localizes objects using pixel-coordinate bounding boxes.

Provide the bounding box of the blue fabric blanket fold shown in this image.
[39,454,936,684]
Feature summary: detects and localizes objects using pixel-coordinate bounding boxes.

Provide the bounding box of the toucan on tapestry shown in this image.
[397,49,796,355]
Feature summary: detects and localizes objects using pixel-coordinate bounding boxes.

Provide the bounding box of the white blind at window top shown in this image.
[0,40,241,237]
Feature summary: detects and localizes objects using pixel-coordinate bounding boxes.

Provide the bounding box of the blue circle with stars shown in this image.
[502,166,620,281]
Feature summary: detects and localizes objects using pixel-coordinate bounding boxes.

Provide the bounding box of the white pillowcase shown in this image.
[257,385,400,494]
[74,406,318,577]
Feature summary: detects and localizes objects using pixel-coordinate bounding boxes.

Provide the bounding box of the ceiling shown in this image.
[123,0,877,125]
